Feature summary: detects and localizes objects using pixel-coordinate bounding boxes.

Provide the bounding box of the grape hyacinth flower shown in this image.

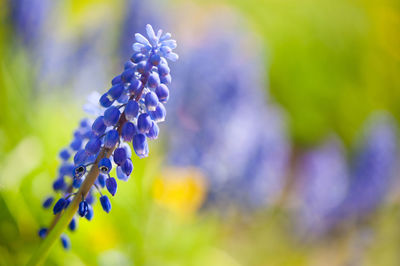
[294,112,398,239]
[32,25,178,262]
[328,112,398,223]
[165,15,289,210]
[294,137,349,238]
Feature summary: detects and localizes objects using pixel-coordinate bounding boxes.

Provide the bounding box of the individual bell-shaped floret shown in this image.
[53,198,66,214]
[117,93,129,104]
[100,195,112,213]
[103,106,121,127]
[147,72,160,89]
[136,61,146,74]
[121,122,136,142]
[52,177,65,191]
[92,116,107,135]
[121,158,133,176]
[124,61,135,69]
[131,52,145,63]
[73,178,82,188]
[68,217,77,231]
[85,138,102,155]
[137,113,152,133]
[145,91,159,111]
[73,164,86,178]
[160,74,171,85]
[59,163,74,177]
[133,133,149,158]
[38,228,47,238]
[155,84,169,103]
[63,198,71,210]
[121,68,135,82]
[121,142,132,158]
[150,103,166,123]
[96,174,106,188]
[108,84,124,100]
[111,75,122,85]
[146,122,159,140]
[113,147,127,165]
[42,196,54,209]
[59,149,71,160]
[70,138,82,151]
[98,158,112,174]
[158,63,170,77]
[78,200,89,217]
[128,79,142,95]
[116,166,129,181]
[104,129,119,149]
[125,100,139,121]
[61,234,70,250]
[99,93,114,108]
[106,177,117,196]
[85,205,94,221]
[74,149,88,165]
[150,54,161,66]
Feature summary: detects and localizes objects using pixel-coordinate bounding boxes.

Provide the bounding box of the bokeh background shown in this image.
[1,0,400,265]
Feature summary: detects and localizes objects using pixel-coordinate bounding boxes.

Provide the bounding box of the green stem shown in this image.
[27,148,111,266]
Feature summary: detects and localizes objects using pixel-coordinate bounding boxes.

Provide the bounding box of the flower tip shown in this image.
[61,234,70,250]
[38,228,47,238]
[100,195,112,213]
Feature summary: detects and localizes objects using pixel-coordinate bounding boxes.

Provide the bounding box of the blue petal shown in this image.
[166,52,179,62]
[160,32,171,42]
[134,33,151,46]
[146,24,158,46]
[132,42,145,52]
[161,40,177,49]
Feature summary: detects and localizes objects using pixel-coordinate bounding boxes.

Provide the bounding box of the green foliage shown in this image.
[227,0,400,146]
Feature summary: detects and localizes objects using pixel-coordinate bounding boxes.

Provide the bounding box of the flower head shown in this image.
[39,24,178,249]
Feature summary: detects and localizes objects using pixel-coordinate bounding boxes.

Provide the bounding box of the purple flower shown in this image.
[39,24,179,249]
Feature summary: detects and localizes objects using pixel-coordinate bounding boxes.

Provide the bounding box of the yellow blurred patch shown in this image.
[85,213,118,252]
[60,0,121,34]
[374,5,400,60]
[153,167,207,216]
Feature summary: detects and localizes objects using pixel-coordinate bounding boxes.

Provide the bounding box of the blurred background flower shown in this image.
[1,0,400,265]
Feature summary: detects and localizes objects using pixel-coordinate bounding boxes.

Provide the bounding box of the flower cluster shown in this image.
[294,112,398,238]
[294,137,349,237]
[330,112,398,221]
[165,18,289,209]
[39,24,178,249]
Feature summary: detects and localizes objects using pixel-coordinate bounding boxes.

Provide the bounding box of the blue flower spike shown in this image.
[100,195,112,213]
[39,25,178,249]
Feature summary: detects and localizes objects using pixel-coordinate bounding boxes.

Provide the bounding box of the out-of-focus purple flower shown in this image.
[295,112,398,237]
[9,0,53,47]
[165,14,290,209]
[39,24,179,248]
[294,137,349,236]
[330,112,398,222]
[9,0,114,95]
